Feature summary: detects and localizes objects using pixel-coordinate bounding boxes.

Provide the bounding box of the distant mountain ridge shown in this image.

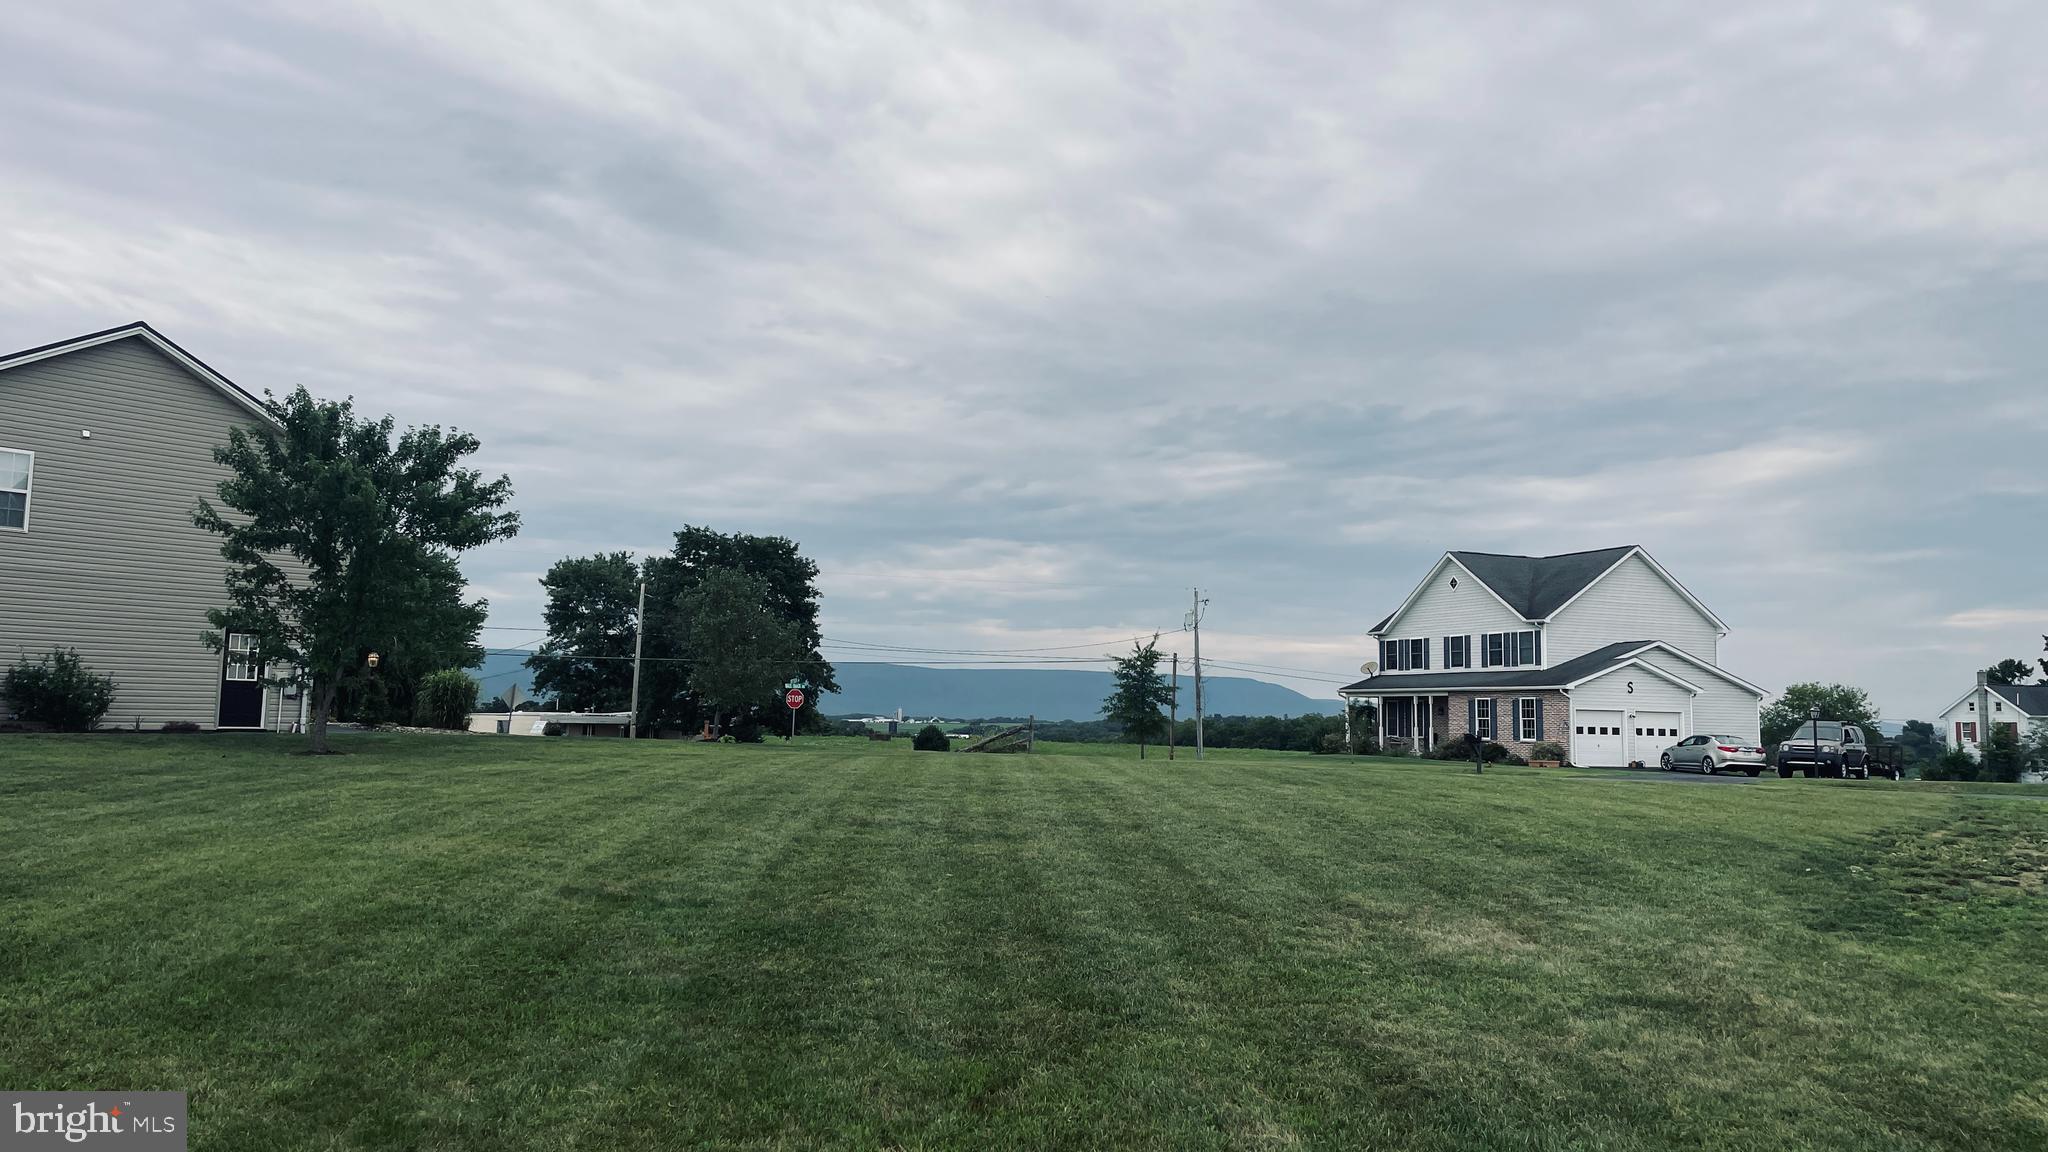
[821,664,1337,721]
[467,652,1338,721]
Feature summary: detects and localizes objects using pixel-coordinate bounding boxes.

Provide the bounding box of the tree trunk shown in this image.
[309,680,340,754]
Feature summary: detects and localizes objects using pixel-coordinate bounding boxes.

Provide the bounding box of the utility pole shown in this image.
[628,579,646,739]
[1187,588,1208,760]
[1169,652,1179,760]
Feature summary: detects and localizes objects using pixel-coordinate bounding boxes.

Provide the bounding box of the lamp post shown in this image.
[1809,705,1821,766]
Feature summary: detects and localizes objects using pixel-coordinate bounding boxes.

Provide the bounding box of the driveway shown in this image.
[1564,769,1762,785]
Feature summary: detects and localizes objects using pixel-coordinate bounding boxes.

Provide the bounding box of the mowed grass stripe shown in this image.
[2,733,2044,1150]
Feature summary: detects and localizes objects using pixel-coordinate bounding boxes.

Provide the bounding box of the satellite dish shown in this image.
[1361,661,1379,676]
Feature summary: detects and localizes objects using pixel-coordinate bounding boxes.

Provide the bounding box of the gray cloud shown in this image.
[3,0,2043,716]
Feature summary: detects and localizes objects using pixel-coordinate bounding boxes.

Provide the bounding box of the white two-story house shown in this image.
[1339,546,1765,767]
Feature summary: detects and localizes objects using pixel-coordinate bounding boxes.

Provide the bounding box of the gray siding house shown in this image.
[0,322,295,730]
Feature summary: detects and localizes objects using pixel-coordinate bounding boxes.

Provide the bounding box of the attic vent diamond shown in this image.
[1449,577,1458,589]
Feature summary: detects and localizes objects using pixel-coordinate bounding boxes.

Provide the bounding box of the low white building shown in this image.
[467,711,632,737]
[1936,671,2044,758]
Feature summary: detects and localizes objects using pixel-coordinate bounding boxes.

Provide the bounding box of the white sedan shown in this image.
[1661,734,1767,776]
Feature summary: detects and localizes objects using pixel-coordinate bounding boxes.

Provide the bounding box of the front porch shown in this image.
[1377,694,1452,756]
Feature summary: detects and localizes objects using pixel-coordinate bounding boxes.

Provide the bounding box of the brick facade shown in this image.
[1445,689,1570,758]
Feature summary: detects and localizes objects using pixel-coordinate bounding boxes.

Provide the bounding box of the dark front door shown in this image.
[218,632,264,729]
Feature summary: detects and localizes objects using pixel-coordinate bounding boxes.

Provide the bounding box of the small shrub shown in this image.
[1529,741,1568,764]
[913,723,950,752]
[414,669,479,731]
[3,649,118,732]
[1506,753,1530,766]
[542,721,567,737]
[1922,745,1981,782]
[160,721,202,734]
[1316,733,1348,755]
[1428,733,1510,763]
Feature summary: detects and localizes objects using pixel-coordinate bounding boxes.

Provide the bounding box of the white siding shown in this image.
[0,338,286,729]
[1570,664,1694,720]
[1377,558,1527,661]
[1634,649,1759,742]
[1545,553,1720,665]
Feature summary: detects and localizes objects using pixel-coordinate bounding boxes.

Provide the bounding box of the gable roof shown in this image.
[1447,547,1638,620]
[1937,681,2048,720]
[0,321,277,427]
[1370,545,1730,636]
[1991,683,2048,716]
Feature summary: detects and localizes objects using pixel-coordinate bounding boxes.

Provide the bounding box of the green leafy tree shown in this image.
[1892,719,1944,775]
[195,387,517,753]
[1761,683,1880,749]
[913,723,950,752]
[1102,636,1176,758]
[680,568,800,739]
[2027,717,2048,778]
[526,552,642,712]
[526,528,836,737]
[336,561,485,724]
[1985,659,2035,686]
[3,649,117,731]
[1981,723,2029,783]
[668,526,837,731]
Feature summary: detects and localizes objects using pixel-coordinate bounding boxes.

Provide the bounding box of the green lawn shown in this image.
[3,733,2045,1150]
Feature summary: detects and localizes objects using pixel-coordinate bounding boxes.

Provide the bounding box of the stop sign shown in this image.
[785,688,805,710]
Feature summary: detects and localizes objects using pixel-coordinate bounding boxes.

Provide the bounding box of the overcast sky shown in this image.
[4,2,2043,718]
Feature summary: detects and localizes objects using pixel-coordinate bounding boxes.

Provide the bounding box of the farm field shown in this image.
[2,732,2044,1150]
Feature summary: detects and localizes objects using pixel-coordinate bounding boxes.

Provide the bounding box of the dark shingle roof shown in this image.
[1448,546,1638,621]
[1989,683,2048,715]
[1339,640,1658,693]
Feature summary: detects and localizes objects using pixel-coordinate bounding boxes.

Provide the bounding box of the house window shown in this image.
[1474,698,1493,739]
[0,448,30,531]
[225,634,260,682]
[1481,630,1537,668]
[1381,637,1429,671]
[1444,635,1470,669]
[1957,721,1978,744]
[1516,698,1539,742]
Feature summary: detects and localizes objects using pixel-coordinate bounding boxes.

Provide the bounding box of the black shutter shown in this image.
[1468,696,1477,735]
[1535,697,1545,742]
[1491,699,1501,740]
[1421,639,1430,670]
[1534,630,1543,665]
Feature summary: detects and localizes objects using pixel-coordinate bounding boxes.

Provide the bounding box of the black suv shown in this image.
[1776,720,1871,779]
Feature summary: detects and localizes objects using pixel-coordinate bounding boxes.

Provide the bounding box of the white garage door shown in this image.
[1573,710,1626,767]
[1632,712,1684,767]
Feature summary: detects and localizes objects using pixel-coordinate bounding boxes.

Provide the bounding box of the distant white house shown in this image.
[1339,546,1764,767]
[1936,671,2045,759]
[467,711,632,737]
